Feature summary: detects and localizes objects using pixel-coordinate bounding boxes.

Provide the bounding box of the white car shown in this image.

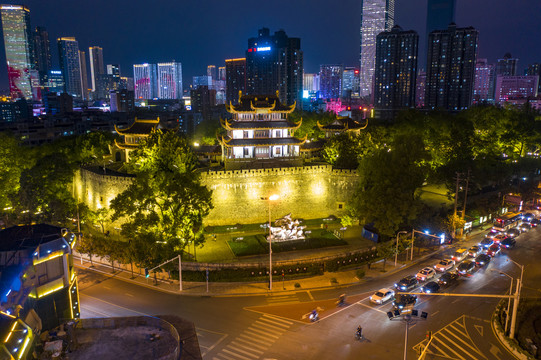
[416,267,436,282]
[369,288,395,305]
[434,259,455,272]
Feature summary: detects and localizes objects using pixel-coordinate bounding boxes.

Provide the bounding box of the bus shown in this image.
[493,212,522,233]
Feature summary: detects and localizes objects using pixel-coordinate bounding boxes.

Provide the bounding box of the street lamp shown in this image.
[262,194,279,290]
[395,231,407,267]
[492,269,513,335]
[506,259,524,339]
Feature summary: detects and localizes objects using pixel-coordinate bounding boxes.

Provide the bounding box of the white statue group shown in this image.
[268,213,306,242]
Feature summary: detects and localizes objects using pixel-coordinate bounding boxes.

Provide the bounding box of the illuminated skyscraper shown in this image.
[342,67,359,98]
[79,50,89,100]
[207,65,216,79]
[218,66,226,81]
[496,53,519,76]
[33,26,51,80]
[0,5,33,100]
[473,58,495,104]
[319,64,343,99]
[525,63,541,93]
[107,64,121,91]
[58,37,82,98]
[359,0,394,98]
[157,61,183,99]
[246,28,303,106]
[225,58,246,105]
[133,63,157,100]
[303,73,320,92]
[89,46,104,93]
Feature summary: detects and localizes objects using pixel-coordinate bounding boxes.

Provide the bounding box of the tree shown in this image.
[0,133,28,225]
[377,240,396,271]
[76,131,115,165]
[110,130,213,268]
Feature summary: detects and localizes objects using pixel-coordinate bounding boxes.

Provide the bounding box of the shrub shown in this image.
[294,282,301,288]
[356,269,366,279]
[330,277,338,284]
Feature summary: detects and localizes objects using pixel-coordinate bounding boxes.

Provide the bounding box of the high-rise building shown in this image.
[359,0,394,98]
[89,46,104,94]
[473,58,495,104]
[58,37,82,98]
[46,69,64,94]
[193,75,213,89]
[78,50,89,100]
[426,0,456,35]
[218,66,226,81]
[207,65,216,79]
[303,73,320,92]
[415,71,426,108]
[374,25,418,118]
[496,53,518,76]
[495,76,539,104]
[156,61,183,99]
[525,63,541,93]
[319,64,343,99]
[133,63,157,100]
[190,85,216,121]
[245,28,303,106]
[107,64,121,91]
[342,67,359,98]
[33,26,51,80]
[1,5,33,100]
[110,89,135,112]
[225,58,246,105]
[425,24,478,111]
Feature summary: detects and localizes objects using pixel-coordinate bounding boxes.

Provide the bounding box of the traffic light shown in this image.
[426,331,432,341]
[145,268,150,278]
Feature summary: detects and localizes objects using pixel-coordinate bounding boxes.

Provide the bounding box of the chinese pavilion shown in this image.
[317,117,367,138]
[113,117,160,162]
[219,92,305,169]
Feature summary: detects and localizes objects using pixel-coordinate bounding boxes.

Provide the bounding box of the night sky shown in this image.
[0,0,540,92]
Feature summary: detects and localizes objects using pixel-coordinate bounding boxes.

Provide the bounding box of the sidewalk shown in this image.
[75,224,491,297]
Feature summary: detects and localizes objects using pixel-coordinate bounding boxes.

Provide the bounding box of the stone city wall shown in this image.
[75,165,359,226]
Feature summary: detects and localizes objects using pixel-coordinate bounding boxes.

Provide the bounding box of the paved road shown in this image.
[78,226,541,360]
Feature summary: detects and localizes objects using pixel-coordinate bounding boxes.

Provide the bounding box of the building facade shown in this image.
[245,28,303,107]
[496,53,519,76]
[193,75,212,89]
[359,0,394,98]
[319,64,343,100]
[58,37,83,98]
[0,5,34,100]
[157,61,183,99]
[525,63,541,93]
[218,66,226,81]
[415,70,426,108]
[89,46,104,93]
[473,58,495,103]
[133,63,157,100]
[374,25,418,119]
[425,24,478,111]
[494,75,539,104]
[225,58,246,105]
[33,26,51,84]
[207,65,216,79]
[79,50,89,100]
[342,67,359,98]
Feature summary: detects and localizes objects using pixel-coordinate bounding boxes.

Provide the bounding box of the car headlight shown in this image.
[426,290,431,293]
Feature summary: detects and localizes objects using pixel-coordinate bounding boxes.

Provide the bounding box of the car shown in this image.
[501,237,516,249]
[395,275,418,292]
[486,243,501,257]
[530,218,539,227]
[506,228,520,238]
[457,260,476,276]
[421,281,440,294]
[485,229,501,239]
[452,248,468,262]
[434,259,455,272]
[468,246,482,257]
[370,288,395,305]
[493,234,507,243]
[416,267,436,282]
[438,272,459,287]
[392,294,417,310]
[519,222,532,232]
[522,213,535,222]
[480,238,494,249]
[475,253,491,267]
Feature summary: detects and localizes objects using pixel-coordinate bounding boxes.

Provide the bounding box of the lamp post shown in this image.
[507,259,524,339]
[395,231,407,267]
[262,194,279,290]
[493,270,514,335]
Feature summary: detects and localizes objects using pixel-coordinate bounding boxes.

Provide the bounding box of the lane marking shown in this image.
[253,321,286,332]
[250,323,284,336]
[224,344,260,358]
[307,291,315,301]
[246,327,280,339]
[230,341,264,355]
[124,293,134,297]
[432,310,440,317]
[436,332,469,360]
[474,325,484,336]
[234,337,268,351]
[80,293,150,316]
[103,286,111,290]
[222,348,256,360]
[238,333,272,346]
[448,323,469,338]
[263,314,294,325]
[444,328,485,357]
[355,301,387,314]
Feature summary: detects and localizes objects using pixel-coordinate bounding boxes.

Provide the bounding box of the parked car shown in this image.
[416,267,436,282]
[475,253,491,267]
[457,260,476,276]
[506,228,520,238]
[452,248,468,262]
[395,276,418,292]
[485,229,501,239]
[421,281,440,294]
[438,272,459,287]
[501,237,516,249]
[486,244,501,257]
[434,259,455,272]
[519,222,532,232]
[370,288,395,305]
[480,238,494,249]
[392,294,417,310]
[468,246,482,257]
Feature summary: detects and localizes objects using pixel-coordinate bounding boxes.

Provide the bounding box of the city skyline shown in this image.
[0,0,539,93]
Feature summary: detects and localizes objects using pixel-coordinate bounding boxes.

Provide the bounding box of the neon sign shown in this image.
[257,46,271,51]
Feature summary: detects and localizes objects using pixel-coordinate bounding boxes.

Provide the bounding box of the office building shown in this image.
[359,0,394,97]
[44,92,73,114]
[303,73,320,92]
[207,65,216,79]
[157,61,183,99]
[110,89,135,112]
[496,53,518,76]
[494,76,539,104]
[119,76,133,91]
[214,79,226,105]
[33,26,52,83]
[58,37,83,98]
[525,63,541,93]
[107,64,121,91]
[190,85,216,121]
[426,0,456,35]
[133,63,157,100]
[218,66,226,81]
[319,64,343,99]
[1,5,33,100]
[193,75,213,89]
[79,50,89,100]
[374,25,418,118]
[245,28,303,106]
[225,58,246,105]
[473,58,495,103]
[46,70,64,94]
[89,46,104,92]
[342,67,359,98]
[425,24,478,111]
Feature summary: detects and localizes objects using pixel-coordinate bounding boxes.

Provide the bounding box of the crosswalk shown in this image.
[212,314,293,360]
[413,315,486,360]
[265,293,300,305]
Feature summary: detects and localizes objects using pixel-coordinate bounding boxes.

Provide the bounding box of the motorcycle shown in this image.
[355,328,363,340]
[309,310,319,322]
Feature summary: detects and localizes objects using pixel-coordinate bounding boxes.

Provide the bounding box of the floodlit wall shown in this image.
[75,165,359,226]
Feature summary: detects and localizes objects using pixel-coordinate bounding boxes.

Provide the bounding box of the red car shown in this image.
[486,244,501,257]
